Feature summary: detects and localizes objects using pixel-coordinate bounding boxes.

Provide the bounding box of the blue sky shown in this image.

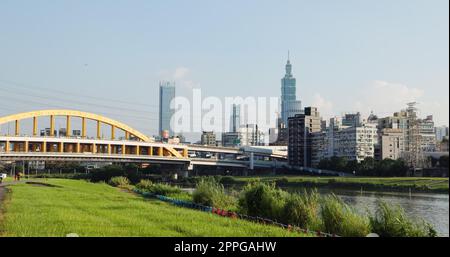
[0,0,448,138]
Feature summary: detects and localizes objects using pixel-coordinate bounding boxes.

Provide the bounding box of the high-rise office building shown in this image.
[159,81,176,136]
[230,104,241,132]
[281,53,302,126]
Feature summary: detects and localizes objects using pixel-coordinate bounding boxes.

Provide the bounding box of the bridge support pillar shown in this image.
[42,142,47,153]
[107,144,111,155]
[149,146,153,156]
[25,141,29,153]
[111,126,115,140]
[136,145,140,155]
[76,143,81,153]
[66,115,71,137]
[158,147,163,156]
[5,140,9,152]
[82,117,86,138]
[50,115,55,136]
[33,117,38,136]
[96,121,101,139]
[15,120,20,136]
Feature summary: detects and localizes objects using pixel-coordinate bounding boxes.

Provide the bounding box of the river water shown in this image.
[311,188,449,237]
[184,186,449,237]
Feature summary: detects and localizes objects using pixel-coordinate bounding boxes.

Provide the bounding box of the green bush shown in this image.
[320,194,370,237]
[238,181,288,221]
[219,176,237,185]
[193,178,236,210]
[275,177,289,186]
[369,200,437,237]
[136,179,153,191]
[282,190,321,230]
[140,182,181,196]
[108,176,130,188]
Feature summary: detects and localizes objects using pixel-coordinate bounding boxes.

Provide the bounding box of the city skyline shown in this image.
[0,0,448,140]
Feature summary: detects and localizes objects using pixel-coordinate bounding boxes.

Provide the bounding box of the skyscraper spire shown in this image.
[285,51,292,77]
[281,52,302,126]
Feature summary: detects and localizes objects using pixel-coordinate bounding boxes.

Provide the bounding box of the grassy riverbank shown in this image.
[213,176,449,193]
[0,179,306,237]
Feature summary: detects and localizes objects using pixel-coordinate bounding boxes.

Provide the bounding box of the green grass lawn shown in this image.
[0,179,306,237]
[228,176,449,192]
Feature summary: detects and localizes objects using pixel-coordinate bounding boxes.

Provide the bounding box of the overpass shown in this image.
[0,110,287,171]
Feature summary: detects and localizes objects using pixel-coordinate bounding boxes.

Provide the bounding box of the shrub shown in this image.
[282,189,321,230]
[136,179,153,191]
[219,176,236,185]
[108,176,130,188]
[275,177,289,186]
[369,200,437,237]
[320,194,370,237]
[238,181,288,221]
[193,178,236,210]
[140,182,181,196]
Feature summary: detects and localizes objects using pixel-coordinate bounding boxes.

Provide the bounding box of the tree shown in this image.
[391,159,409,177]
[358,157,377,176]
[318,158,331,170]
[329,156,348,172]
[346,160,359,174]
[378,159,398,177]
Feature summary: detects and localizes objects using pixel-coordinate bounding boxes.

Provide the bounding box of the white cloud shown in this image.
[353,80,424,118]
[157,66,200,90]
[312,93,334,119]
[173,67,190,80]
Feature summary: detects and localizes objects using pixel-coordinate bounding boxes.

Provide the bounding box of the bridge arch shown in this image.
[0,109,151,142]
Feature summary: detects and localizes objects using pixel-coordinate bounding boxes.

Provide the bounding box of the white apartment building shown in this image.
[334,123,378,162]
[311,121,377,165]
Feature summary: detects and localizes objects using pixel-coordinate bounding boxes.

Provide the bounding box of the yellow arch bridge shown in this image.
[0,110,286,169]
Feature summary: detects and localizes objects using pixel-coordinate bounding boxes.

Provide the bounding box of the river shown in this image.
[311,188,449,237]
[183,186,449,236]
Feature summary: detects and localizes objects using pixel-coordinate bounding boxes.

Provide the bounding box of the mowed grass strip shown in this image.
[0,179,306,237]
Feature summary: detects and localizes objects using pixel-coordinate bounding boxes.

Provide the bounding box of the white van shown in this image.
[0,173,7,179]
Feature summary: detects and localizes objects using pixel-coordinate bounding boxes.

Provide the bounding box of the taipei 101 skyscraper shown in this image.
[280,52,302,126]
